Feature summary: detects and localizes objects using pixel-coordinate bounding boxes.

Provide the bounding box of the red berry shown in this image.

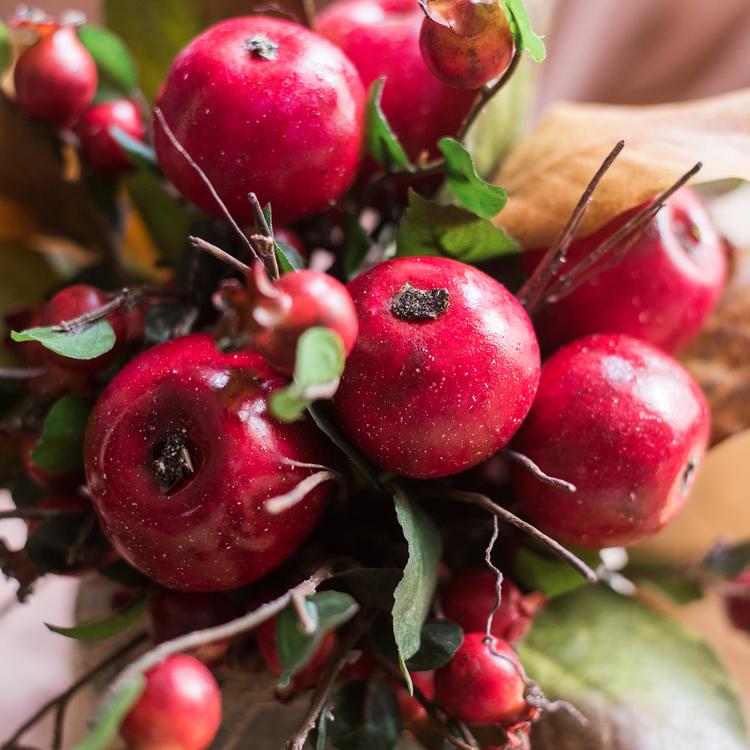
[148,590,237,663]
[14,26,97,127]
[725,569,750,634]
[84,334,332,591]
[526,188,728,355]
[435,633,529,726]
[120,654,221,750]
[39,284,133,373]
[75,99,146,174]
[441,570,545,643]
[154,17,365,226]
[247,264,359,375]
[512,334,710,548]
[393,670,434,730]
[316,0,476,161]
[333,257,540,478]
[257,616,336,693]
[419,0,514,89]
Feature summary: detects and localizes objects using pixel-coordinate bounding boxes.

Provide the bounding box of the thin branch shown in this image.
[0,507,85,521]
[543,161,703,305]
[265,471,340,515]
[53,287,142,333]
[153,107,261,265]
[101,567,333,707]
[440,490,598,583]
[517,140,626,313]
[1,633,147,750]
[189,236,250,275]
[248,192,279,279]
[292,590,318,636]
[0,366,47,380]
[457,47,523,141]
[501,449,577,493]
[284,616,371,750]
[484,515,503,639]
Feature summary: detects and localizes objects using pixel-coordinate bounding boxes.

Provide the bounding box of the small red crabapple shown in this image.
[14,25,97,127]
[724,569,750,634]
[435,633,530,726]
[246,263,358,375]
[120,654,222,750]
[393,670,435,731]
[420,0,515,89]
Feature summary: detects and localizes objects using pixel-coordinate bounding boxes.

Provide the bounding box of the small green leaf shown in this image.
[276,591,359,687]
[498,0,545,62]
[329,678,403,750]
[72,675,145,750]
[519,586,748,750]
[261,203,303,273]
[392,488,441,687]
[270,327,346,422]
[12,320,116,361]
[514,547,590,598]
[78,25,139,100]
[343,211,372,280]
[396,190,518,262]
[110,126,158,175]
[372,615,462,671]
[31,394,91,474]
[47,593,147,641]
[0,22,11,77]
[704,540,750,577]
[438,138,509,218]
[366,78,413,170]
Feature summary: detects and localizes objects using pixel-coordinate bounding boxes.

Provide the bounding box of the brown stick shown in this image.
[501,449,577,493]
[189,236,250,275]
[0,366,47,380]
[517,140,625,313]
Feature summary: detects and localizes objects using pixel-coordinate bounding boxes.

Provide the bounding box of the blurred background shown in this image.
[3,0,750,746]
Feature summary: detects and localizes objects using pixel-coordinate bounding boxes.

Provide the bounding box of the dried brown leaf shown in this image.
[494,88,750,248]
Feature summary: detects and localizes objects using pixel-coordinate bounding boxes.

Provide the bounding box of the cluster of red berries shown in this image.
[11,12,146,173]
[0,1,732,749]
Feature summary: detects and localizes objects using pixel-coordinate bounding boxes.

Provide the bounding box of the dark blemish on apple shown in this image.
[391,283,450,321]
[153,429,195,493]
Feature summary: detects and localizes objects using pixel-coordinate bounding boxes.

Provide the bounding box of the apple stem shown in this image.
[517,140,626,313]
[501,449,577,493]
[248,191,280,280]
[153,107,263,267]
[0,366,47,380]
[1,633,147,750]
[437,489,598,583]
[483,515,504,639]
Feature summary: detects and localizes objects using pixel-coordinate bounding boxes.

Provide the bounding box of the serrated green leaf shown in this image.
[277,591,359,686]
[499,0,545,62]
[366,78,413,170]
[110,126,158,175]
[30,394,90,474]
[11,320,116,360]
[270,327,345,422]
[72,675,145,750]
[519,586,748,750]
[0,22,11,77]
[396,190,518,262]
[438,137,508,218]
[329,678,403,750]
[392,488,441,685]
[46,593,147,641]
[78,25,139,101]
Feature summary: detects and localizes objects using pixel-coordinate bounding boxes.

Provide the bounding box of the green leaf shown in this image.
[498,0,545,62]
[11,320,116,361]
[110,126,158,174]
[329,678,403,750]
[392,488,441,686]
[396,190,518,262]
[372,615,462,671]
[438,138,508,218]
[30,394,91,474]
[126,172,190,268]
[514,547,589,598]
[46,593,147,641]
[519,586,748,750]
[270,327,346,422]
[0,22,11,77]
[343,211,372,280]
[704,540,750,577]
[78,25,139,101]
[276,591,359,687]
[366,78,413,170]
[72,675,145,750]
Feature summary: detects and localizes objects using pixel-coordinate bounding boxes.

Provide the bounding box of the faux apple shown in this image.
[154,16,365,226]
[512,333,710,548]
[526,188,728,354]
[84,334,332,591]
[316,0,477,161]
[333,256,540,478]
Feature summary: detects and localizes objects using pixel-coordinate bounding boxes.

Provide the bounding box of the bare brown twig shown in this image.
[189,236,250,275]
[501,449,577,493]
